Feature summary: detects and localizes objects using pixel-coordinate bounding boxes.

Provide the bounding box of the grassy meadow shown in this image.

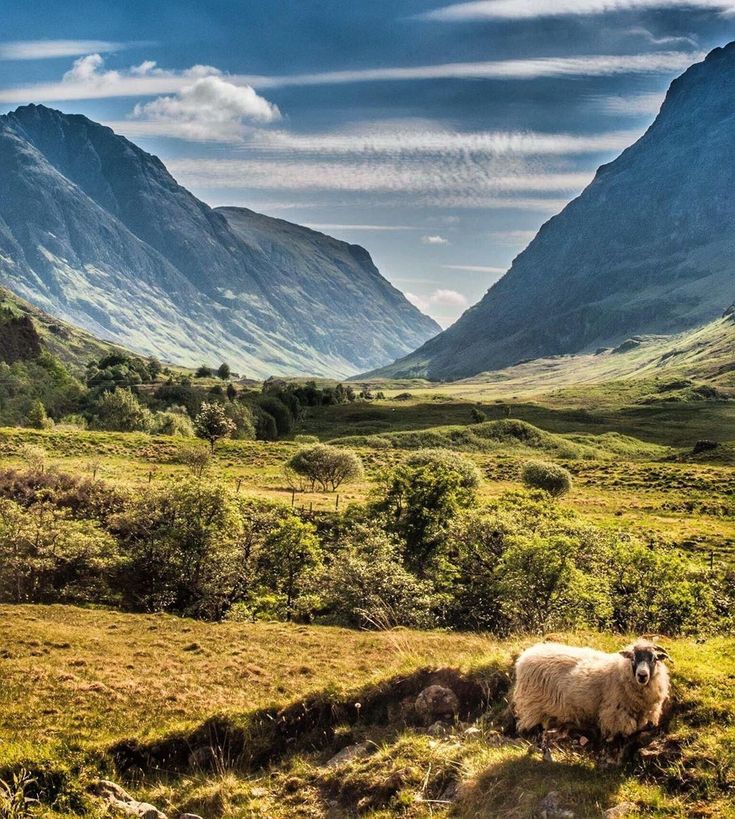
[1,370,734,817]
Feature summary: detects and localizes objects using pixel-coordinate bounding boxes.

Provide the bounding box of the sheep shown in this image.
[511,639,670,740]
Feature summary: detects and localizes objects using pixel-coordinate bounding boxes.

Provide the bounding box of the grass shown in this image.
[2,605,735,817]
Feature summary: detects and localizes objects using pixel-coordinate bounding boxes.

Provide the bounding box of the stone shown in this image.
[537,791,575,819]
[178,815,204,819]
[427,721,449,737]
[91,780,167,819]
[325,742,372,768]
[414,685,460,725]
[604,803,638,818]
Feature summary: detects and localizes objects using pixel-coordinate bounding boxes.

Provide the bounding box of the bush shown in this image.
[111,480,246,618]
[93,388,153,432]
[315,525,436,629]
[153,409,195,437]
[294,434,320,444]
[287,444,364,492]
[257,396,294,437]
[374,448,481,572]
[175,444,212,478]
[27,400,53,430]
[0,499,120,604]
[224,401,256,440]
[521,461,572,497]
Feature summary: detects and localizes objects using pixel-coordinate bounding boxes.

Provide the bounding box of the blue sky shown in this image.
[1,1,734,326]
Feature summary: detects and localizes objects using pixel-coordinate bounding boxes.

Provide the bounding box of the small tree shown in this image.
[521,461,572,497]
[27,400,53,430]
[256,516,321,620]
[226,383,237,401]
[195,365,212,378]
[194,402,236,452]
[287,444,363,492]
[470,407,487,424]
[217,362,231,380]
[94,388,153,432]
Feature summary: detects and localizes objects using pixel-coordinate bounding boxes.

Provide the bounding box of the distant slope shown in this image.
[371,43,735,381]
[448,310,735,398]
[0,286,129,371]
[0,105,438,379]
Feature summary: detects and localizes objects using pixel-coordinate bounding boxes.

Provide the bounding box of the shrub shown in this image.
[294,434,320,444]
[257,396,294,437]
[194,402,236,452]
[224,401,256,440]
[27,400,53,430]
[176,444,212,478]
[195,365,212,378]
[252,405,278,441]
[315,525,436,629]
[374,448,481,572]
[287,444,364,492]
[93,388,153,432]
[0,500,121,604]
[217,363,231,380]
[521,461,572,497]
[153,409,195,437]
[111,480,246,618]
[18,444,47,474]
[470,407,487,424]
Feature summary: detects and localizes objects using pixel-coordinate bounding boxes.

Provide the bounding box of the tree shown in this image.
[374,448,480,573]
[93,389,153,432]
[195,365,212,378]
[217,362,231,380]
[27,400,53,430]
[226,383,237,401]
[470,407,487,424]
[255,516,321,620]
[194,402,236,452]
[287,444,363,492]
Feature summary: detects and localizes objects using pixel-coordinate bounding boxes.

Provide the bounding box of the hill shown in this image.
[370,44,735,381]
[0,105,438,380]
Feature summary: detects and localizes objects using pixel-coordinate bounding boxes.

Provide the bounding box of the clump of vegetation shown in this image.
[26,400,53,430]
[93,388,153,432]
[194,402,237,452]
[521,460,572,497]
[286,444,363,492]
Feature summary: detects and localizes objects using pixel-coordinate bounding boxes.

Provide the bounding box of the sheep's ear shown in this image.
[619,649,634,660]
[654,645,670,661]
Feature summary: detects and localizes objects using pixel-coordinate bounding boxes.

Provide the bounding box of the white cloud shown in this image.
[0,50,705,104]
[594,90,667,115]
[406,288,470,325]
[626,27,699,48]
[64,53,113,83]
[131,75,280,141]
[422,234,450,245]
[0,39,129,61]
[304,224,421,231]
[422,0,735,21]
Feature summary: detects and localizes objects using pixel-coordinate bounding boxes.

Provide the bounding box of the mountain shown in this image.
[370,44,735,381]
[0,105,438,379]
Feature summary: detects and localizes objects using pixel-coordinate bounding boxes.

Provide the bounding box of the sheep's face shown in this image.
[620,642,669,687]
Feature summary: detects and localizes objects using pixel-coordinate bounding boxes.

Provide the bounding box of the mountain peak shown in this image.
[0,109,438,378]
[370,45,735,381]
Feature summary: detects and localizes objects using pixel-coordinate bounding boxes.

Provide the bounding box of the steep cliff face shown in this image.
[0,105,438,379]
[371,44,735,381]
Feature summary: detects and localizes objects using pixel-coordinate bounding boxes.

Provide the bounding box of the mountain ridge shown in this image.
[368,43,735,381]
[0,104,438,379]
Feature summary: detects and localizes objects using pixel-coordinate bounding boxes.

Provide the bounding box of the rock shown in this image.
[427,721,449,737]
[414,685,460,725]
[178,815,204,819]
[604,803,638,818]
[537,790,575,819]
[464,725,482,736]
[325,742,372,768]
[91,780,167,819]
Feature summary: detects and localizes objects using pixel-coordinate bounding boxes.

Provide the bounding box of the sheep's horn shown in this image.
[654,645,670,660]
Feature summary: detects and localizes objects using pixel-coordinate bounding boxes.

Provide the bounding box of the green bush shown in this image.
[314,525,436,629]
[27,400,53,430]
[153,409,195,437]
[93,388,153,432]
[521,461,572,497]
[287,444,364,492]
[294,434,320,444]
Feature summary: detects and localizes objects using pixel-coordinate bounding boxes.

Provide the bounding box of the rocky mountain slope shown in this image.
[0,105,438,379]
[370,43,735,381]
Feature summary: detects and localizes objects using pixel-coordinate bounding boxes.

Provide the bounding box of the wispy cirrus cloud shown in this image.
[0,50,705,104]
[0,39,131,61]
[421,0,735,21]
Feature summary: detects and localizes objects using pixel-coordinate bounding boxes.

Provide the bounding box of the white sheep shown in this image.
[512,639,670,740]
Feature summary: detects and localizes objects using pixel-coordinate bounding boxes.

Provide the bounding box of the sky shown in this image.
[1,2,734,327]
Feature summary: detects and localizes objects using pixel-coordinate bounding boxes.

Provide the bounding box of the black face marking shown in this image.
[631,647,657,686]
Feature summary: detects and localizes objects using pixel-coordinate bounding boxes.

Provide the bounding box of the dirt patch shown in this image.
[110,665,510,778]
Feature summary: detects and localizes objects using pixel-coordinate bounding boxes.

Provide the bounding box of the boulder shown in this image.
[604,803,638,818]
[91,780,167,819]
[415,685,460,725]
[325,742,372,768]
